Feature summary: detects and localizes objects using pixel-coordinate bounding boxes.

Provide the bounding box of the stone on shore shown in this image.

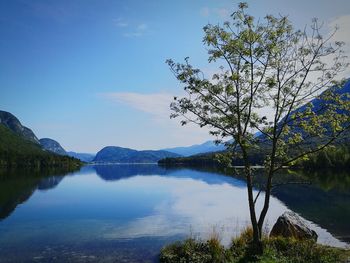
[270,211,318,241]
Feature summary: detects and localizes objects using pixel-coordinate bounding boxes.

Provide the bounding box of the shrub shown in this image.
[159,229,349,263]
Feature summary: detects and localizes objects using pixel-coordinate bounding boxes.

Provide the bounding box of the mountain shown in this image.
[0,110,39,144]
[159,80,350,166]
[0,111,81,168]
[307,79,350,112]
[0,124,81,168]
[93,146,180,163]
[67,152,95,162]
[39,138,96,162]
[39,138,67,156]
[0,124,48,158]
[162,140,226,157]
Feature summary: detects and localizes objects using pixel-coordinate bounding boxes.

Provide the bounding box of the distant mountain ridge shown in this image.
[39,138,96,162]
[67,152,95,162]
[93,146,180,163]
[0,110,39,144]
[159,79,350,166]
[162,140,226,157]
[39,138,67,156]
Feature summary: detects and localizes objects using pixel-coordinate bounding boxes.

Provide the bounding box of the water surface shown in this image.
[0,165,349,262]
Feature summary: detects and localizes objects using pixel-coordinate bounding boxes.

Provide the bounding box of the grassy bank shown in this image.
[160,228,350,263]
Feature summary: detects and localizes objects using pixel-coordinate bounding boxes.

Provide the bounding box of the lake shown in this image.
[0,165,349,262]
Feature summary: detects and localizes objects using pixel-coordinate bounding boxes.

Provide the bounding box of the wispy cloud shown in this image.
[137,23,148,31]
[326,15,350,79]
[113,18,150,37]
[199,6,230,19]
[329,15,350,43]
[113,18,128,27]
[100,91,212,146]
[123,32,143,37]
[102,92,173,118]
[214,8,230,19]
[124,23,150,37]
[200,7,210,17]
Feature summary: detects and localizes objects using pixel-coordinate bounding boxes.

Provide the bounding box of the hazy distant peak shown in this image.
[162,140,226,157]
[39,138,67,156]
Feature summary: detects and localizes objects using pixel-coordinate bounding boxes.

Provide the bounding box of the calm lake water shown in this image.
[0,165,349,262]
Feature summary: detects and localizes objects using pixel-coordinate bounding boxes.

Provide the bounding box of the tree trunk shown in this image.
[244,163,263,254]
[240,143,263,253]
[258,133,278,238]
[257,170,272,238]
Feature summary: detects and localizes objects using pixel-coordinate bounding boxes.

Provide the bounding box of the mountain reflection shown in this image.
[93,164,246,186]
[0,168,78,220]
[0,165,349,246]
[93,164,168,181]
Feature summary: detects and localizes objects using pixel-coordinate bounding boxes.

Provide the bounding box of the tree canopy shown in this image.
[167,2,350,251]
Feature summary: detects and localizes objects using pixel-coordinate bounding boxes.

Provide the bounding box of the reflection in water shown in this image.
[93,164,247,186]
[272,182,350,243]
[93,164,168,181]
[0,168,74,220]
[0,165,349,262]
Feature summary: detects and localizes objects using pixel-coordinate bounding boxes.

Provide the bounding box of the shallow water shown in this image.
[0,165,349,262]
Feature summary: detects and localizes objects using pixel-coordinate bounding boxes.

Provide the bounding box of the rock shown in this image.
[270,211,318,241]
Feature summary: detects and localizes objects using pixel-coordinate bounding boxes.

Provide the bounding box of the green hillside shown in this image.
[159,130,350,170]
[0,124,82,168]
[93,146,180,163]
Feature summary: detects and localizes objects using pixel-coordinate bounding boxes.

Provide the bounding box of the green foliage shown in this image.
[0,124,82,168]
[230,227,255,259]
[166,0,350,251]
[263,237,347,263]
[167,2,349,168]
[300,146,350,170]
[160,232,349,263]
[159,153,222,166]
[160,142,350,170]
[159,238,232,263]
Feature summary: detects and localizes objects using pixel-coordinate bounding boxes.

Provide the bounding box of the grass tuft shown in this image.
[159,227,350,263]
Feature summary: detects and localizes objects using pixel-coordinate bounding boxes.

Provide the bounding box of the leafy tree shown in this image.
[167,2,350,252]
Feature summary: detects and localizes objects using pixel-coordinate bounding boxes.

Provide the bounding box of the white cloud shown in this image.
[137,23,148,31]
[200,7,230,19]
[113,18,128,27]
[123,32,143,37]
[95,175,343,247]
[123,23,150,37]
[214,8,230,19]
[100,91,213,147]
[200,7,210,17]
[329,15,350,44]
[116,22,128,27]
[328,15,350,78]
[113,18,150,37]
[102,92,172,118]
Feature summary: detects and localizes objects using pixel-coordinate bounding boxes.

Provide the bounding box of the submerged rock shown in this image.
[270,211,318,241]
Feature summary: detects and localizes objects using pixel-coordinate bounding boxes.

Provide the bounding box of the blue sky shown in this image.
[1,0,349,153]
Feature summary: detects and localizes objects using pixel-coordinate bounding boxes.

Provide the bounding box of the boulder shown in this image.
[270,211,318,241]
